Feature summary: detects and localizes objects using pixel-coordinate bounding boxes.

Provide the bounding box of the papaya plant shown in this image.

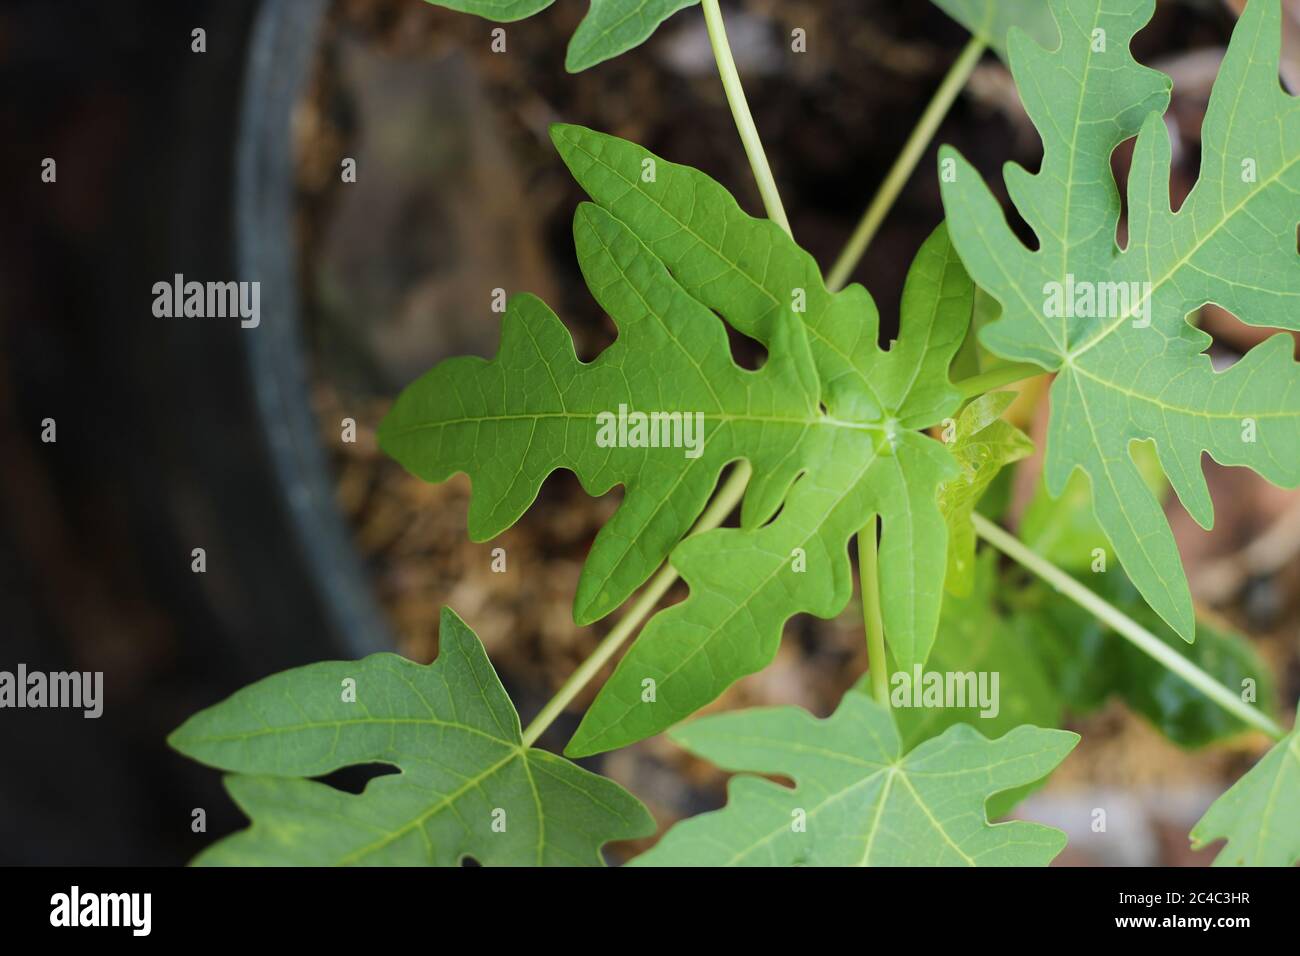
[172,0,1299,866]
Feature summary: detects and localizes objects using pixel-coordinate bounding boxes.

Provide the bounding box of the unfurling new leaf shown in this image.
[937,391,1033,595]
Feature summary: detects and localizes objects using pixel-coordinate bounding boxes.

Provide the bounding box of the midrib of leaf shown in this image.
[1072,363,1297,419]
[1054,0,1105,355]
[859,767,897,865]
[575,0,651,52]
[719,755,898,867]
[560,135,890,411]
[1067,151,1300,361]
[381,411,887,436]
[717,751,988,866]
[896,772,977,865]
[335,746,527,865]
[520,757,545,866]
[1217,28,1254,217]
[175,716,512,749]
[1255,734,1300,859]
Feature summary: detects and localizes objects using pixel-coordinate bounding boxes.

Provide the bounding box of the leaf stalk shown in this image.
[971,513,1284,741]
[826,35,986,291]
[858,516,890,708]
[700,0,791,233]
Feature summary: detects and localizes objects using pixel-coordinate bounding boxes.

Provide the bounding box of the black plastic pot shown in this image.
[0,0,392,863]
[236,0,392,661]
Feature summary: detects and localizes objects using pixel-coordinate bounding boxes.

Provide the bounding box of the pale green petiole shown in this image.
[700,0,791,233]
[972,512,1284,741]
[858,516,889,708]
[827,35,986,292]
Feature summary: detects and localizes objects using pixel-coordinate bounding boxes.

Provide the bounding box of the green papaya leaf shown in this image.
[421,1,699,72]
[168,608,653,865]
[632,690,1078,866]
[938,391,1033,595]
[931,0,1059,60]
[940,0,1300,643]
[382,123,970,757]
[556,209,971,756]
[1191,703,1300,866]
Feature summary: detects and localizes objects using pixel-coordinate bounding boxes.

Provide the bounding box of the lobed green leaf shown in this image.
[551,132,975,750]
[633,690,1078,866]
[940,0,1300,643]
[168,608,653,865]
[383,124,972,756]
